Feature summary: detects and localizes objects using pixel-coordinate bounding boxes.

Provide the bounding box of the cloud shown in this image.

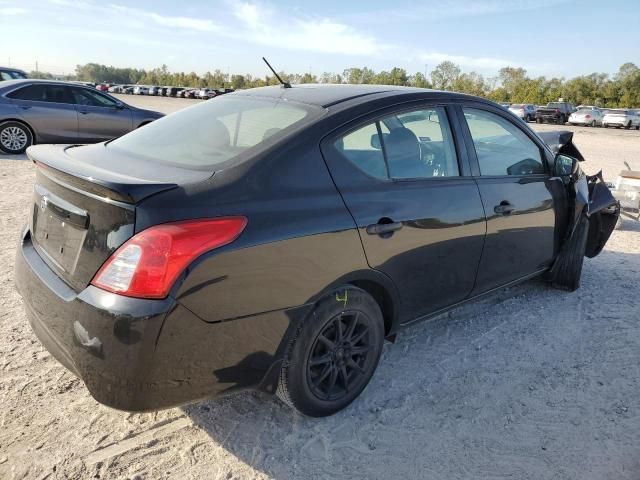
[0,7,27,15]
[230,2,383,56]
[417,52,518,70]
[109,4,219,32]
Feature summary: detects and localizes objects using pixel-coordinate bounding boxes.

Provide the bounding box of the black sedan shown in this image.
[14,85,618,417]
[0,79,163,154]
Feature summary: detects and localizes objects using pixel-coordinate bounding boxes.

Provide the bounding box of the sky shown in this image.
[2,0,639,79]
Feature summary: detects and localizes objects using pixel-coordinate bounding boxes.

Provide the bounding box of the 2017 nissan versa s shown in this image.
[14,85,619,417]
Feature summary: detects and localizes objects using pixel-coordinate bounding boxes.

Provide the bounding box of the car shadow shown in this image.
[1,153,29,161]
[182,248,640,479]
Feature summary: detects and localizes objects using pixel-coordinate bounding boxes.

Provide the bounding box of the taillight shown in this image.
[91,217,247,299]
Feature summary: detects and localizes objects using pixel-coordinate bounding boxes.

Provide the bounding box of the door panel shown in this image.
[322,104,486,322]
[76,106,133,141]
[472,177,556,293]
[70,87,133,141]
[457,105,561,295]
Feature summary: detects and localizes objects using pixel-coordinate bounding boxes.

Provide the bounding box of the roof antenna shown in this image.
[262,57,291,88]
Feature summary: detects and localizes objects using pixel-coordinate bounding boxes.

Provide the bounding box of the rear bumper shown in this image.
[14,228,299,411]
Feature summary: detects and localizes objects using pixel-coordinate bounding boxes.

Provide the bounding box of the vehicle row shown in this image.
[503,101,640,129]
[101,84,235,99]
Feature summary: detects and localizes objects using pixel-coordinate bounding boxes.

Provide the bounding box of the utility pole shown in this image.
[36,60,39,73]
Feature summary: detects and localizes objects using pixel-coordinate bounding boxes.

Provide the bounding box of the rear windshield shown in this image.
[108,95,319,170]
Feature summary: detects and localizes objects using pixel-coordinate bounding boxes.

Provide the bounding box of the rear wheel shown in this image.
[550,215,589,292]
[276,287,384,417]
[591,120,597,127]
[625,122,632,130]
[0,121,33,154]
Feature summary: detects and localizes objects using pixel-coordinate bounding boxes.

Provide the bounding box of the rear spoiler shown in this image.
[536,130,585,162]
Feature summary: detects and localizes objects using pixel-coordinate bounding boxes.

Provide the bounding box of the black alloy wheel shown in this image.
[276,287,384,417]
[307,310,373,401]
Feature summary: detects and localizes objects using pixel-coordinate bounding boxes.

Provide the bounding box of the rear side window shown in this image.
[463,108,544,176]
[108,96,318,170]
[71,88,119,107]
[335,106,459,180]
[8,84,73,104]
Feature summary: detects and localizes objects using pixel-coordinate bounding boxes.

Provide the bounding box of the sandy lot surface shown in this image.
[1,96,639,480]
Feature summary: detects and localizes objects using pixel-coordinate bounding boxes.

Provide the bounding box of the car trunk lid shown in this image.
[26,143,212,292]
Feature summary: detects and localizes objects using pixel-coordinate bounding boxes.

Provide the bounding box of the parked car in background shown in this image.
[184,89,199,99]
[166,87,185,97]
[499,102,511,109]
[133,85,149,95]
[508,104,537,122]
[0,79,164,154]
[0,67,28,81]
[602,109,640,129]
[536,102,575,124]
[71,81,96,89]
[148,86,162,96]
[568,107,604,127]
[95,84,109,92]
[122,86,135,94]
[197,88,213,99]
[14,85,618,417]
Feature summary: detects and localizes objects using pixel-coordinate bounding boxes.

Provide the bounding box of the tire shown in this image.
[276,287,384,417]
[536,118,542,124]
[591,120,597,127]
[625,122,631,130]
[550,214,589,292]
[603,123,608,128]
[0,121,33,154]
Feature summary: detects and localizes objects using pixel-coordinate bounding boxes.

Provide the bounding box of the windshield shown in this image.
[109,95,320,170]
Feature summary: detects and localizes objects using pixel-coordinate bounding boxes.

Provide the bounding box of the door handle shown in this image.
[78,110,89,115]
[494,201,515,215]
[19,105,31,110]
[366,220,403,236]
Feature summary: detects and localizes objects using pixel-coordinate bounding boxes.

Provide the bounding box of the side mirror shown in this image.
[553,154,578,177]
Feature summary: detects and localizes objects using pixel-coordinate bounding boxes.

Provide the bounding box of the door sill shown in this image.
[400,268,549,327]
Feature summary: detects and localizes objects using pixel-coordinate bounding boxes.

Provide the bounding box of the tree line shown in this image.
[30,61,640,108]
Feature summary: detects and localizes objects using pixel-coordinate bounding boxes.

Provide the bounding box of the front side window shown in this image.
[334,106,459,180]
[72,88,119,107]
[463,108,544,176]
[108,95,318,170]
[8,84,72,104]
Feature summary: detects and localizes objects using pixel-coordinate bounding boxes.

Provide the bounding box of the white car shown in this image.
[133,85,149,95]
[602,109,640,130]
[568,107,604,127]
[508,104,537,122]
[197,88,213,99]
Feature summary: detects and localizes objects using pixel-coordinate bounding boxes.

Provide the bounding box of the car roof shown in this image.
[234,84,476,108]
[0,78,93,91]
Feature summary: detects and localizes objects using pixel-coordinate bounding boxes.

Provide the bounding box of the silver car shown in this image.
[0,80,163,154]
[568,107,604,127]
[508,103,537,122]
[602,109,640,130]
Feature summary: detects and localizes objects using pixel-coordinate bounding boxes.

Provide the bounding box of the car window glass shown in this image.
[72,88,118,107]
[217,104,307,147]
[385,107,459,179]
[1,72,12,81]
[8,84,72,104]
[463,108,544,176]
[335,122,388,179]
[108,96,317,170]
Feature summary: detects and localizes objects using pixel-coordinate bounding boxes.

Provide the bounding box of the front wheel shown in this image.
[625,122,632,130]
[276,287,384,417]
[550,215,589,291]
[0,121,33,154]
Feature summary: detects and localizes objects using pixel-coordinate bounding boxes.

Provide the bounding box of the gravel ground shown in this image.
[1,96,639,480]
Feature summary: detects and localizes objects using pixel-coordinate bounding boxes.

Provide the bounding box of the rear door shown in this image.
[457,104,562,294]
[322,103,486,321]
[7,84,78,142]
[69,86,133,142]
